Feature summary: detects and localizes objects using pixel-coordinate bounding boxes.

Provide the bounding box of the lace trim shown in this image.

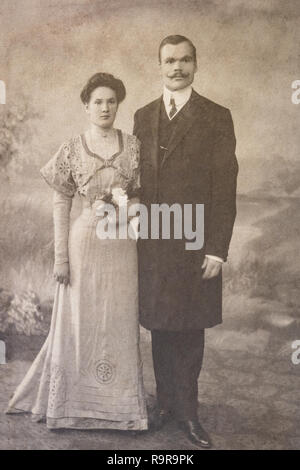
[40,133,141,201]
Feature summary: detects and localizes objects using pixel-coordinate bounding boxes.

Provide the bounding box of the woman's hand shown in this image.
[53,262,70,285]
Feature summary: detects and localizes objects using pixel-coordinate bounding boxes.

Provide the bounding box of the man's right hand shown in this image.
[53,262,70,285]
[201,257,222,280]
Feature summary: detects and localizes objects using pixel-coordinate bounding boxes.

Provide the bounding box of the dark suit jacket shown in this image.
[133,89,238,331]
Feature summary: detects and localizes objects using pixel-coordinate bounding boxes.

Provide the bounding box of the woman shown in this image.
[6,73,148,431]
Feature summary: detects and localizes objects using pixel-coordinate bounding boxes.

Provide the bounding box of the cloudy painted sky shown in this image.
[0,0,299,195]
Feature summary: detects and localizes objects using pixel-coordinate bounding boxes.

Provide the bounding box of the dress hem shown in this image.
[6,406,148,431]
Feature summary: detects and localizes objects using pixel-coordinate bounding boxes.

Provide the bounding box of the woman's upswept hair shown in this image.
[80,72,126,104]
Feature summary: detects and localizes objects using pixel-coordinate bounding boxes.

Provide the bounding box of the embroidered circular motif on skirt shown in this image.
[94,359,115,384]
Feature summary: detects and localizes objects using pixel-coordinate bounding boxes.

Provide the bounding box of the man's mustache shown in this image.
[168,72,189,79]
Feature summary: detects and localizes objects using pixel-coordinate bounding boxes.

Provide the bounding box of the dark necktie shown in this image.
[169,97,177,119]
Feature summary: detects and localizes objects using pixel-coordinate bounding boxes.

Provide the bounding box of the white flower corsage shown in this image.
[111,187,128,207]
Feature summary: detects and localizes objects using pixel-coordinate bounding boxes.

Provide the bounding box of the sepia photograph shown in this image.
[0,0,299,452]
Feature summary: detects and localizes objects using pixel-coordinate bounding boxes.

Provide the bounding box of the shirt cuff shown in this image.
[205,254,224,263]
[54,259,69,265]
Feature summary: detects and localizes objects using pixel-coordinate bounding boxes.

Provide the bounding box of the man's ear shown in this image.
[158,61,162,76]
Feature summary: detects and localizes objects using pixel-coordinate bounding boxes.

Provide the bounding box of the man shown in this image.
[133,35,238,448]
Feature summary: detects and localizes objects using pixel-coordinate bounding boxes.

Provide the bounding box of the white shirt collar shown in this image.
[163,85,192,109]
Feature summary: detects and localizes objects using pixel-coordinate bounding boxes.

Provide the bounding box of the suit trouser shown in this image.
[151,329,205,421]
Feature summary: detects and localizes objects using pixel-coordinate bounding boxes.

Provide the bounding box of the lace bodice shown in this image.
[40,131,141,265]
[40,130,141,203]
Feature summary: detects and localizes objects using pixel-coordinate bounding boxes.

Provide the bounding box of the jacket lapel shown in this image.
[161,90,204,169]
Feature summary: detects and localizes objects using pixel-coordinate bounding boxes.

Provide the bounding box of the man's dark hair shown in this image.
[158,35,197,63]
[80,72,126,104]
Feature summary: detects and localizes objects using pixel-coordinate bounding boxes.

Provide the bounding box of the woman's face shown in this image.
[85,86,118,129]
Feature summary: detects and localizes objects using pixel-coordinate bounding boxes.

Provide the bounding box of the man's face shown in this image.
[160,41,197,91]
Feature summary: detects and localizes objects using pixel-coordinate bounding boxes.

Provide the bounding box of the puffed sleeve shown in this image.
[40,141,77,197]
[128,136,141,198]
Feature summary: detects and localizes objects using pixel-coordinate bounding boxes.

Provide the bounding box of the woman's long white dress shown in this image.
[6,130,148,430]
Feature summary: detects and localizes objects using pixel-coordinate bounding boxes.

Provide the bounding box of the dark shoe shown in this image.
[179,419,212,448]
[150,407,173,431]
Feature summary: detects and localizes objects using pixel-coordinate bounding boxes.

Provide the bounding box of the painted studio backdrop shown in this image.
[0,0,299,450]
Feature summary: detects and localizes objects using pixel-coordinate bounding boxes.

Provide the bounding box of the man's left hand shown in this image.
[201,257,222,280]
